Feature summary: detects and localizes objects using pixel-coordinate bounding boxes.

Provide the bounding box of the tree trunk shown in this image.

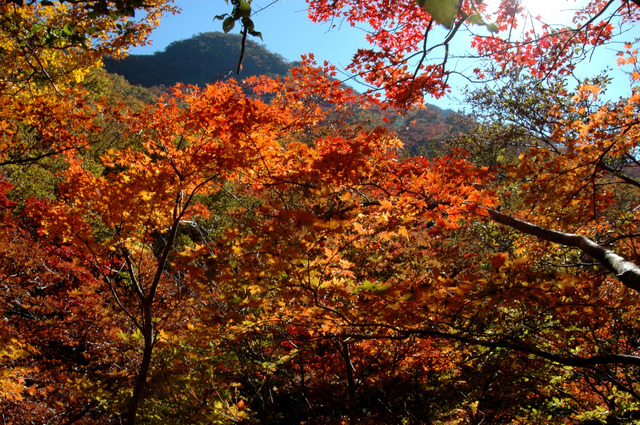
[340,340,357,424]
[121,199,184,424]
[124,299,154,425]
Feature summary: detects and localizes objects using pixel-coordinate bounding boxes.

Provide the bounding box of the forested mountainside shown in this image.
[104,32,292,87]
[104,31,460,156]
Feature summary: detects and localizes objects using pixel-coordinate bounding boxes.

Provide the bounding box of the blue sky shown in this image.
[129,0,638,110]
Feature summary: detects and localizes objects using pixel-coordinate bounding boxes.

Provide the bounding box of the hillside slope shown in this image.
[104,32,291,87]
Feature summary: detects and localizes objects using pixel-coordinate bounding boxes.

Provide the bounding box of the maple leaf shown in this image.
[488,252,508,271]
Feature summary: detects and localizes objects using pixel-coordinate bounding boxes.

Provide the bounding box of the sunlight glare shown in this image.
[481,0,588,26]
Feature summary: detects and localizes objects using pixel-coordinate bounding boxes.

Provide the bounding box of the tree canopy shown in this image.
[2,0,640,424]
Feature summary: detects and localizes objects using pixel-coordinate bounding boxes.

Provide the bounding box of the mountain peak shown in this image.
[104,31,291,87]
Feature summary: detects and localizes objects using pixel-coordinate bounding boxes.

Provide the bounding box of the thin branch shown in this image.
[405,328,640,367]
[598,161,640,189]
[123,248,145,300]
[237,26,247,74]
[106,274,142,331]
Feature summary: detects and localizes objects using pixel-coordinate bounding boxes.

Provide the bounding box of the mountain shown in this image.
[104,32,292,87]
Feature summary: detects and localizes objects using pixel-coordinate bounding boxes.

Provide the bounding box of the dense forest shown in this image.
[2,1,640,424]
[105,31,459,156]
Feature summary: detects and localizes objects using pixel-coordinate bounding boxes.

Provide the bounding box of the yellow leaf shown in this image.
[397,226,409,239]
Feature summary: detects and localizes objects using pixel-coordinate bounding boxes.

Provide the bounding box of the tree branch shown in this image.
[405,328,640,367]
[598,160,640,190]
[487,209,640,292]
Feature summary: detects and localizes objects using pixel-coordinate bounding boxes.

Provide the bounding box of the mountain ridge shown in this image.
[105,32,291,88]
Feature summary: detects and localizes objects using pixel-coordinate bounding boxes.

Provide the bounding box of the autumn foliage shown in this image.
[2,0,640,424]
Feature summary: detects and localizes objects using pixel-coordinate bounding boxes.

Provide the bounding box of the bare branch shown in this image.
[488,209,640,292]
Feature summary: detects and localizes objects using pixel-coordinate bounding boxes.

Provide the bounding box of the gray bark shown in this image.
[488,209,640,292]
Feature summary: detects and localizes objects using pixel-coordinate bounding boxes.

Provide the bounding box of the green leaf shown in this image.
[466,13,484,25]
[238,1,251,18]
[222,16,235,33]
[248,30,262,40]
[464,12,499,33]
[354,280,389,295]
[241,16,254,32]
[415,0,459,29]
[62,24,74,36]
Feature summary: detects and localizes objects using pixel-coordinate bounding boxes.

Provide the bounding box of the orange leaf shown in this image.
[489,252,508,271]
